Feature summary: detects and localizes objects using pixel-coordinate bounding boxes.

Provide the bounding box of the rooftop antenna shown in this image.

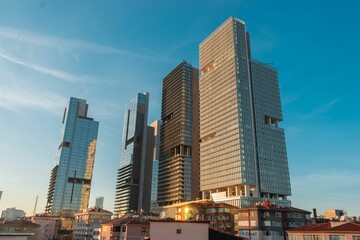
[33,195,38,216]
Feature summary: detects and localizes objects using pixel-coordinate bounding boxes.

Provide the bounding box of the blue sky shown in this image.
[0,0,359,217]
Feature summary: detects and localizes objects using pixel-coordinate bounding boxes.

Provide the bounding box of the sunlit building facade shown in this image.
[199,17,291,208]
[150,120,161,211]
[114,93,154,216]
[45,97,99,215]
[158,61,200,206]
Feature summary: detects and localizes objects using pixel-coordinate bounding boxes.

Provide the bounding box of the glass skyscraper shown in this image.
[158,61,200,206]
[150,120,161,211]
[114,92,154,216]
[45,97,99,215]
[199,17,291,208]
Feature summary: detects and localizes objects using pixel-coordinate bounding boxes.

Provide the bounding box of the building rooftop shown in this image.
[236,200,310,213]
[101,217,147,226]
[288,222,360,233]
[2,220,40,227]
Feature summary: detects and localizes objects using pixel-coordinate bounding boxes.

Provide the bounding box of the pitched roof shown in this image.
[2,220,40,227]
[288,222,360,233]
[236,204,310,213]
[101,217,147,226]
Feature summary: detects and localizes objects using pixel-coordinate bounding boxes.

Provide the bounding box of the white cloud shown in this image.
[0,50,86,82]
[0,25,164,61]
[0,85,66,115]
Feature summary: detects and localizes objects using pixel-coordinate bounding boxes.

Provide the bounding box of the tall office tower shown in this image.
[45,97,99,215]
[95,196,104,208]
[199,17,291,208]
[150,120,161,210]
[114,93,154,216]
[158,61,200,206]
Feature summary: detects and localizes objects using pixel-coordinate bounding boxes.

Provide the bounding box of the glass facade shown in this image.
[158,61,199,206]
[199,17,291,207]
[45,97,99,215]
[150,120,161,211]
[114,93,153,216]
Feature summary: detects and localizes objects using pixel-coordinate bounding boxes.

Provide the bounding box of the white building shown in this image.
[1,208,26,221]
[149,220,209,240]
[73,207,112,240]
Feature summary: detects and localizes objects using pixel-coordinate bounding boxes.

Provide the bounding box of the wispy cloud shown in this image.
[0,50,86,82]
[0,85,66,115]
[301,97,343,120]
[0,25,171,61]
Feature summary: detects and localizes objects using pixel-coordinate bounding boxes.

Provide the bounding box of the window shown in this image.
[353,237,360,240]
[176,229,182,234]
[330,236,345,240]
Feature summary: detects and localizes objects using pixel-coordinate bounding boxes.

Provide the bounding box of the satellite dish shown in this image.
[160,211,166,219]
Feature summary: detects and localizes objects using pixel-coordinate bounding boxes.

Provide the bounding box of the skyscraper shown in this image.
[199,17,291,208]
[95,196,104,208]
[158,61,200,206]
[45,97,99,215]
[114,92,154,216]
[150,120,161,210]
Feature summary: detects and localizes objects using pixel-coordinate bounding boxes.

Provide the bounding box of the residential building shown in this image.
[150,120,161,211]
[0,220,39,240]
[158,61,200,206]
[234,200,311,240]
[149,220,209,240]
[73,207,112,240]
[1,208,26,221]
[199,16,291,208]
[100,217,149,240]
[95,197,104,209]
[31,214,60,240]
[45,97,99,215]
[114,92,154,216]
[287,221,360,240]
[173,200,239,234]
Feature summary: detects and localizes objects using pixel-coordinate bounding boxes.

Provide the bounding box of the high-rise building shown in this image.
[199,17,291,208]
[45,97,99,215]
[114,92,154,216]
[158,61,200,206]
[95,196,104,208]
[150,120,161,210]
[1,208,26,220]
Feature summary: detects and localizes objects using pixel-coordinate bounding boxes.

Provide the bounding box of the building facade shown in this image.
[73,207,112,240]
[234,200,311,240]
[114,93,154,216]
[199,16,291,208]
[1,208,26,221]
[45,97,99,215]
[158,61,200,206]
[31,215,60,240]
[149,220,209,240]
[150,120,161,211]
[0,220,40,240]
[100,217,150,240]
[95,197,104,209]
[287,221,360,240]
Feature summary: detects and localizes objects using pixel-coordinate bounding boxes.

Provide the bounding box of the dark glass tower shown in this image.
[158,61,200,206]
[114,92,154,216]
[45,97,99,215]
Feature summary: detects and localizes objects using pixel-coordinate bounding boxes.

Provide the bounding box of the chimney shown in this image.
[313,208,318,219]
